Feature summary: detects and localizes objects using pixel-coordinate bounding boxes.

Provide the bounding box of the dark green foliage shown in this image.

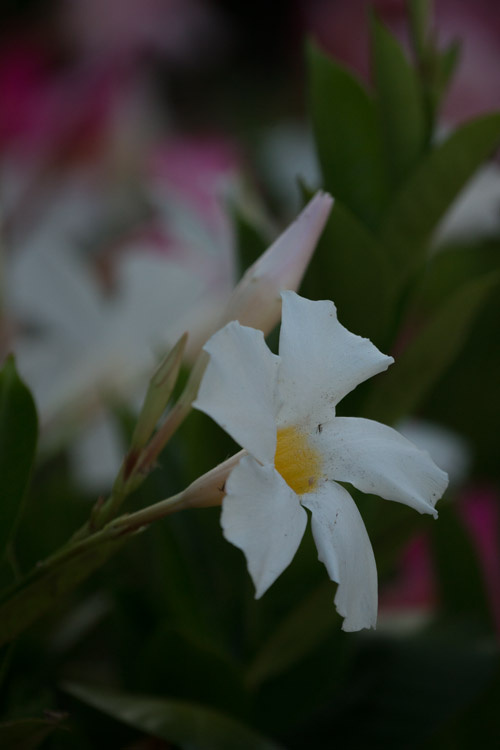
[372,15,427,188]
[308,43,390,230]
[0,357,38,561]
[64,682,282,750]
[2,2,500,747]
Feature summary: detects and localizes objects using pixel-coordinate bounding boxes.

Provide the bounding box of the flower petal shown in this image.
[222,455,308,598]
[316,418,449,516]
[220,192,333,335]
[193,321,279,465]
[277,292,393,428]
[302,482,378,631]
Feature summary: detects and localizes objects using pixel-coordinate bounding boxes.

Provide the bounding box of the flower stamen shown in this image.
[275,425,323,495]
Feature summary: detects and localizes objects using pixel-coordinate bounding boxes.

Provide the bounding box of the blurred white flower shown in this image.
[397,419,470,487]
[3,139,238,489]
[435,163,500,245]
[5,186,331,489]
[194,292,448,631]
[7,228,215,488]
[256,122,320,211]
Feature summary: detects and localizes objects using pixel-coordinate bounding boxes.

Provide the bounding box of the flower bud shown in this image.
[130,332,187,452]
[219,191,333,334]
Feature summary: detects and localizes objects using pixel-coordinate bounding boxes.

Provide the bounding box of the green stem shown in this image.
[90,352,209,531]
[111,450,243,534]
[0,451,242,647]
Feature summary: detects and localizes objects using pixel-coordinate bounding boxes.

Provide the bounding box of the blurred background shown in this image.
[1,0,500,747]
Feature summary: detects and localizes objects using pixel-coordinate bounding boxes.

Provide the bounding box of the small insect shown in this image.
[317,423,323,433]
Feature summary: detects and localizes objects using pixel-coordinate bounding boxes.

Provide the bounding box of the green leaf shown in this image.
[437,39,462,96]
[64,682,283,750]
[364,271,499,424]
[420,244,500,477]
[407,1,461,135]
[0,356,38,560]
[0,716,65,750]
[415,242,500,308]
[307,42,390,229]
[301,200,394,345]
[372,16,426,187]
[379,114,500,272]
[424,40,462,135]
[408,0,431,61]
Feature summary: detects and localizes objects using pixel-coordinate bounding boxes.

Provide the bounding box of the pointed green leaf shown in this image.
[408,0,431,61]
[130,332,187,452]
[424,39,462,133]
[407,1,461,141]
[437,39,462,95]
[308,42,390,229]
[302,200,394,344]
[372,17,426,187]
[0,356,38,560]
[64,682,283,750]
[415,242,500,308]
[364,271,499,424]
[420,243,500,476]
[379,114,500,272]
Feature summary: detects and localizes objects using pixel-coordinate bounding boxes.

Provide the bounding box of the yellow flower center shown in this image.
[274,425,323,495]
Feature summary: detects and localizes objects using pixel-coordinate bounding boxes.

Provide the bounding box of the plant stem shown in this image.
[112,450,244,535]
[0,451,243,647]
[90,352,209,531]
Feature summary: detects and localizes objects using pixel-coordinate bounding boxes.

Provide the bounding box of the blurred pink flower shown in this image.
[0,36,126,162]
[458,486,500,634]
[379,532,437,615]
[148,134,242,250]
[379,485,500,635]
[61,0,226,65]
[302,0,500,123]
[105,133,245,360]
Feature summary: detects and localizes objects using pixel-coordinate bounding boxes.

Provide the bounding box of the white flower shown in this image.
[194,292,449,631]
[7,188,331,484]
